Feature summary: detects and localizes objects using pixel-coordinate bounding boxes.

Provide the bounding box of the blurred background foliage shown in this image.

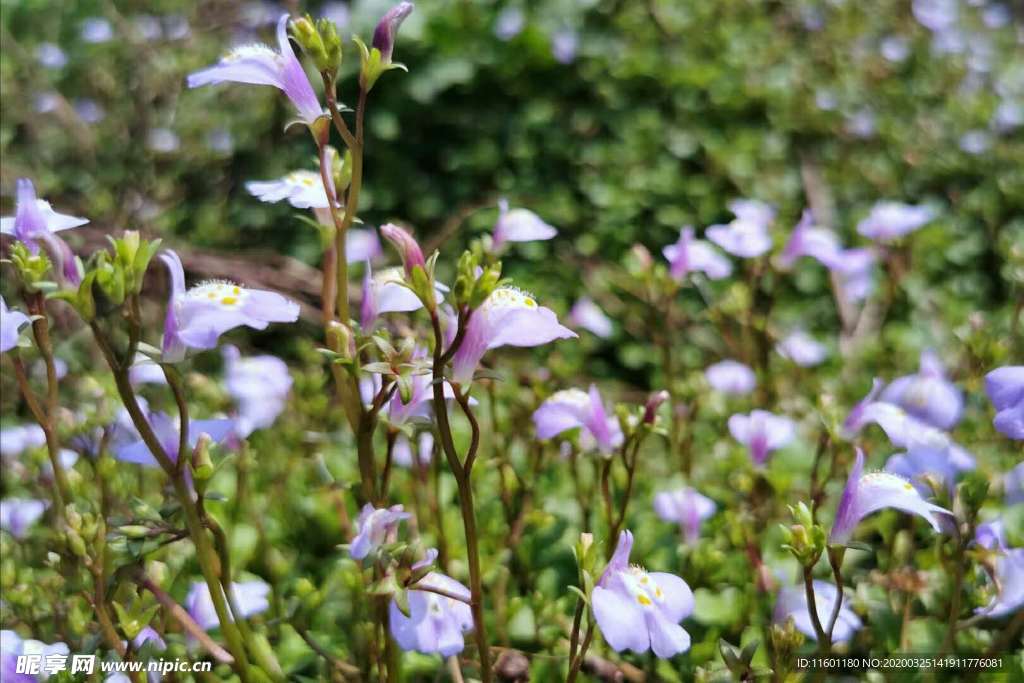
[2,0,1022,324]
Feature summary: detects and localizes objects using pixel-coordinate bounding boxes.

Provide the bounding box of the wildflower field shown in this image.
[1,0,1022,681]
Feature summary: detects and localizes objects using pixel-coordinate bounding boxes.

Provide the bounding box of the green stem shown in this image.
[802,565,829,651]
[429,312,492,683]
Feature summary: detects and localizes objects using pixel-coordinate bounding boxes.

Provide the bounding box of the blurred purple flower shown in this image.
[728,410,796,465]
[0,499,47,539]
[880,350,963,430]
[73,99,105,124]
[706,200,774,258]
[1006,463,1024,506]
[451,287,576,385]
[592,531,695,658]
[778,210,843,270]
[550,29,578,64]
[959,130,991,155]
[856,202,935,242]
[1,297,31,354]
[976,548,1024,618]
[831,247,876,302]
[494,7,525,41]
[913,0,958,32]
[186,580,270,631]
[845,108,876,139]
[350,504,411,560]
[533,385,623,455]
[187,15,323,126]
[0,424,46,459]
[81,17,114,43]
[773,581,861,642]
[159,250,299,362]
[705,360,756,395]
[492,199,556,250]
[1,630,69,683]
[390,571,474,656]
[842,378,963,452]
[884,444,975,495]
[35,43,67,69]
[114,410,235,468]
[880,36,910,62]
[653,487,716,544]
[394,431,433,468]
[776,330,828,367]
[129,355,168,386]
[569,297,613,338]
[662,227,733,281]
[223,345,292,437]
[829,449,951,545]
[984,366,1024,440]
[373,2,414,64]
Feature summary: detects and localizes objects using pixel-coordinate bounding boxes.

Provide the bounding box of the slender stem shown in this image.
[10,354,68,512]
[940,534,967,655]
[802,565,829,650]
[294,625,361,677]
[90,324,252,679]
[566,616,596,683]
[138,573,234,663]
[824,547,845,641]
[429,312,491,682]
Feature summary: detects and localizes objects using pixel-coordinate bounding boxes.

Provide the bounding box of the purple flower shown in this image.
[533,385,623,455]
[829,449,952,545]
[884,444,975,495]
[373,2,414,64]
[1,297,31,354]
[728,410,796,465]
[114,411,235,468]
[976,547,1024,618]
[1006,463,1024,506]
[662,227,732,281]
[131,626,167,652]
[856,202,936,242]
[777,210,843,269]
[832,247,876,302]
[913,0,958,31]
[492,199,557,250]
[394,432,433,468]
[187,15,323,125]
[389,571,473,656]
[360,262,446,329]
[550,29,578,64]
[451,287,576,385]
[879,350,963,430]
[568,297,613,338]
[842,378,954,450]
[223,345,292,437]
[984,366,1024,440]
[0,424,46,459]
[0,499,47,539]
[1,630,69,682]
[186,580,270,631]
[346,229,383,264]
[380,224,426,276]
[705,360,756,395]
[773,581,861,642]
[776,330,828,367]
[706,200,774,258]
[128,354,168,386]
[160,250,299,362]
[350,504,411,560]
[2,179,87,284]
[653,488,716,544]
[592,531,695,658]
[246,170,328,209]
[494,7,525,41]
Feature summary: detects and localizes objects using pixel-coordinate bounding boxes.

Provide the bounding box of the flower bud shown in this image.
[380,224,426,276]
[372,2,414,64]
[191,433,215,481]
[643,390,670,424]
[291,16,330,72]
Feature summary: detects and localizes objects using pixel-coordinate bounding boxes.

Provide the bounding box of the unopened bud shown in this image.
[191,433,214,481]
[643,390,670,424]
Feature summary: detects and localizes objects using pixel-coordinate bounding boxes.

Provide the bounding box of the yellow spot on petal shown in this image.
[637,595,652,606]
[524,297,536,308]
[656,588,663,598]
[221,296,238,306]
[904,483,913,491]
